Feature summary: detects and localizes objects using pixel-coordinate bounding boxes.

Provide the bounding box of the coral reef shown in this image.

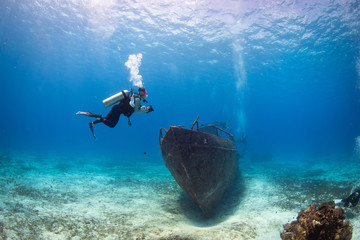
[280,201,352,240]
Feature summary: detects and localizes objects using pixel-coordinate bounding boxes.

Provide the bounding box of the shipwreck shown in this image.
[159,116,240,216]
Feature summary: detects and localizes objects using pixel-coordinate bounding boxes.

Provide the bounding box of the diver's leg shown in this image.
[92,118,104,124]
[102,104,123,128]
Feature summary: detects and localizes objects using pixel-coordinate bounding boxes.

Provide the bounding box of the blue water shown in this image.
[1,1,360,238]
[1,0,360,159]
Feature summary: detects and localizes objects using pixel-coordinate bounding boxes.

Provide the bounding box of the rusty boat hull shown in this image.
[159,120,239,216]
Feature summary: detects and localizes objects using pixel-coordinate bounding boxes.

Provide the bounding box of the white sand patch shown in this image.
[0,153,359,239]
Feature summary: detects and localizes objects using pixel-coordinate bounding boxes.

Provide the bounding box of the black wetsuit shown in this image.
[94,96,134,128]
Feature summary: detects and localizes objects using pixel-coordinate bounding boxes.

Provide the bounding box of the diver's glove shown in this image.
[146,105,154,113]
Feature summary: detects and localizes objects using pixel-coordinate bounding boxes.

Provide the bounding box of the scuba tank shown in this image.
[102,90,130,108]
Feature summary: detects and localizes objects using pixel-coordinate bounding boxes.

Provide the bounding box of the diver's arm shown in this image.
[133,97,148,113]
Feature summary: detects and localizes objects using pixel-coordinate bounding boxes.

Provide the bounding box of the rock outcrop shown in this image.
[280,201,352,240]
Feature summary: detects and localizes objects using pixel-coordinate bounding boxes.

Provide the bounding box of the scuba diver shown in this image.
[76,87,154,139]
[335,181,360,209]
[341,185,360,209]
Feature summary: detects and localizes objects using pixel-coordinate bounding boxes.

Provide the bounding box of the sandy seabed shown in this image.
[0,152,359,240]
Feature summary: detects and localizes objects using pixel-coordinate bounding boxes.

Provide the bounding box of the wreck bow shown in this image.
[159,116,240,216]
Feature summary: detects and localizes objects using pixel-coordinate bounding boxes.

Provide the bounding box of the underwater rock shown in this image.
[280,201,352,240]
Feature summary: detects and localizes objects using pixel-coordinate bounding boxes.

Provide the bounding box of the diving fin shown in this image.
[76,111,102,118]
[89,122,96,139]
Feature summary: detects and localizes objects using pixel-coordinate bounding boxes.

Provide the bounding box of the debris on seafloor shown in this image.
[280,201,352,240]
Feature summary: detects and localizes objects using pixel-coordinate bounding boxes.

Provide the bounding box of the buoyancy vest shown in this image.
[119,90,135,118]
